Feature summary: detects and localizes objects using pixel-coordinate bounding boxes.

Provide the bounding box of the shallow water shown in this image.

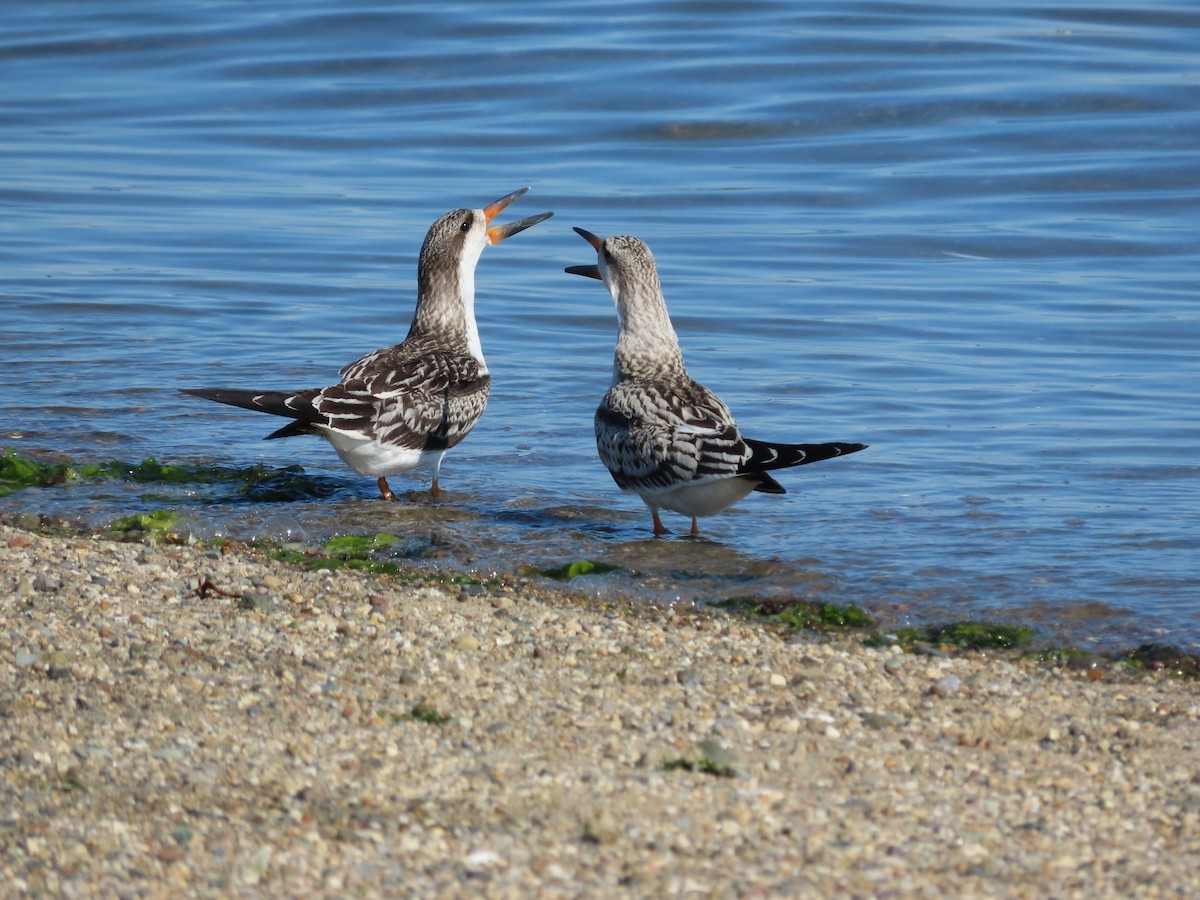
[3,1,1198,648]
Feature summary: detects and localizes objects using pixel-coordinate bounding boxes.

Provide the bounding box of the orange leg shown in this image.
[377,476,395,501]
[690,517,700,536]
[652,510,667,536]
[429,477,442,499]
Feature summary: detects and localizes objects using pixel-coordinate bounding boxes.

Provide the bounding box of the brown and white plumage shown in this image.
[567,228,866,535]
[182,188,552,500]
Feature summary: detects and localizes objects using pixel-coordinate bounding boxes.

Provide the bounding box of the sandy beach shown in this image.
[2,520,1199,897]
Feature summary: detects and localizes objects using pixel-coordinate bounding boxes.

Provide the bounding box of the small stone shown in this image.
[884,656,905,674]
[454,634,480,651]
[15,651,38,667]
[933,675,961,698]
[914,642,951,658]
[677,668,702,688]
[463,847,502,874]
[862,712,899,730]
[33,574,60,592]
[768,673,787,687]
[238,593,277,613]
[156,846,184,863]
[696,739,737,772]
[581,814,620,845]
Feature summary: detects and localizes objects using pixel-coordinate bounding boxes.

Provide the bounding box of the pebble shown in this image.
[454,634,480,651]
[862,712,901,730]
[238,592,277,612]
[695,739,737,772]
[933,675,962,697]
[462,847,502,874]
[1,521,1198,898]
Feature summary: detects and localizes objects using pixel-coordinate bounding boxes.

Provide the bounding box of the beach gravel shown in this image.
[2,523,1199,897]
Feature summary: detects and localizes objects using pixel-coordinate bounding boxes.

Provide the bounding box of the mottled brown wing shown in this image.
[317,342,490,451]
[595,375,750,492]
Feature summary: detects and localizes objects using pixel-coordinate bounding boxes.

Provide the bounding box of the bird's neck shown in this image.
[410,253,485,367]
[613,299,686,382]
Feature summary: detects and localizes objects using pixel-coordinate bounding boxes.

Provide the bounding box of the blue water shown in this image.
[3,1,1198,648]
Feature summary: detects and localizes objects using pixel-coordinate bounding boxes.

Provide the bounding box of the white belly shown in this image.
[320,428,443,477]
[638,476,758,518]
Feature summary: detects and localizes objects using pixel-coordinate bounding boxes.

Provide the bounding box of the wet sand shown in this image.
[2,522,1199,897]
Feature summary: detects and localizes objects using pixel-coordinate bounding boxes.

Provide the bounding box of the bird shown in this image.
[181,188,552,501]
[566,227,866,536]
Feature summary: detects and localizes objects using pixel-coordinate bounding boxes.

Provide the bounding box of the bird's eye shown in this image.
[460,219,472,233]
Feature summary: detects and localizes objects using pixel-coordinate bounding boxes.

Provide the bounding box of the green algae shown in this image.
[267,546,399,576]
[714,595,874,631]
[265,534,501,585]
[536,559,620,581]
[891,621,1036,651]
[663,740,737,778]
[323,533,398,558]
[0,449,342,502]
[1117,643,1200,678]
[392,704,453,726]
[107,510,181,536]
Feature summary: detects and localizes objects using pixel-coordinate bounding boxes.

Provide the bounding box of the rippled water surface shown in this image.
[3,1,1198,648]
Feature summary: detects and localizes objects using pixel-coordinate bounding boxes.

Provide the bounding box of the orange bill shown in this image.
[483,187,553,244]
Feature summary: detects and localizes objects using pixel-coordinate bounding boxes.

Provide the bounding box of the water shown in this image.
[3,1,1198,649]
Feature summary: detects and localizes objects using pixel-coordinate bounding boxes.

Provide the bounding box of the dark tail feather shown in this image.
[180,387,325,439]
[264,419,321,440]
[744,438,867,472]
[751,471,787,495]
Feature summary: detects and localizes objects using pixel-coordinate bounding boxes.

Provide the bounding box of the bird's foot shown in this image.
[429,478,442,500]
[690,517,701,536]
[651,511,668,536]
[377,476,395,502]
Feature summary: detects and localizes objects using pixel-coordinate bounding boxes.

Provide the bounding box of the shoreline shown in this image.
[3,447,1193,657]
[3,522,1200,895]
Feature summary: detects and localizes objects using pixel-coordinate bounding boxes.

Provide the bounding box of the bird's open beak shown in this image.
[564,226,604,279]
[564,264,602,279]
[573,226,603,249]
[484,187,554,245]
